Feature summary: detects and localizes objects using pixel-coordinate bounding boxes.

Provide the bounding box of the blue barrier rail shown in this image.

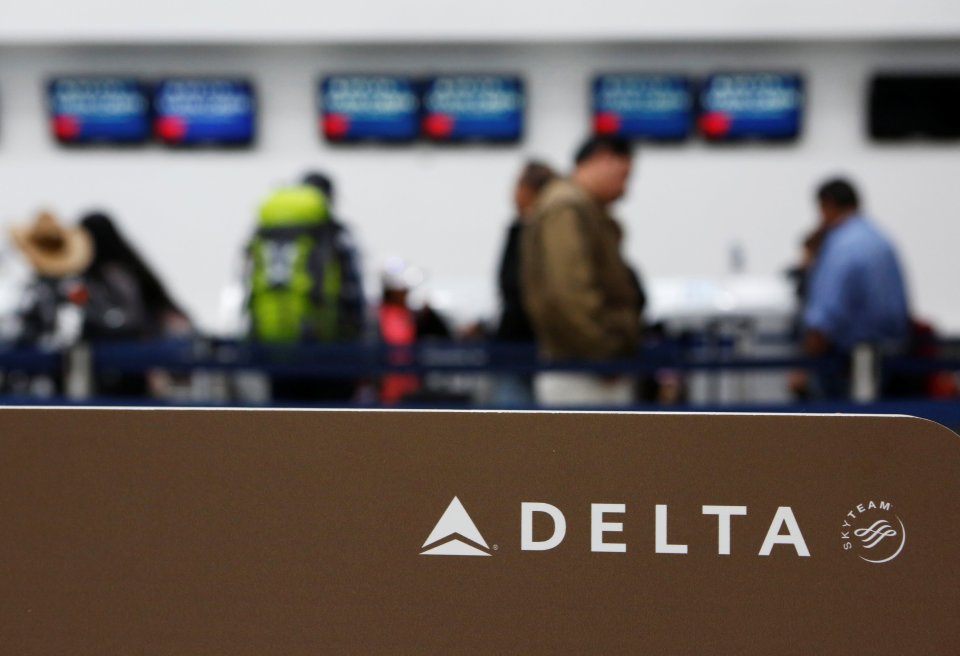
[0,338,957,428]
[1,337,958,377]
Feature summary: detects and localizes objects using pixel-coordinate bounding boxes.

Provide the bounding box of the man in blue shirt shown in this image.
[795,178,910,398]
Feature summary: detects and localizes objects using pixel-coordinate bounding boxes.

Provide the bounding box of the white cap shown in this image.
[381,256,425,292]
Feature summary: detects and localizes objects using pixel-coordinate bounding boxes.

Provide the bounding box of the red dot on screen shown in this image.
[324,114,350,139]
[594,112,622,135]
[156,116,188,142]
[700,112,732,139]
[423,113,455,138]
[53,116,81,140]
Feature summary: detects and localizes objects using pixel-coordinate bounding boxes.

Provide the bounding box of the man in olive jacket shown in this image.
[521,135,642,406]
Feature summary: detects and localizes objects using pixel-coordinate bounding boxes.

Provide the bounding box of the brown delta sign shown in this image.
[0,409,958,654]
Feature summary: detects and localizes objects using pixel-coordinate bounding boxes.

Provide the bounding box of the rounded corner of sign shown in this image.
[891,413,960,441]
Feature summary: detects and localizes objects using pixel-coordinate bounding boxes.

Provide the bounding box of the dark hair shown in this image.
[80,212,186,318]
[518,160,557,194]
[817,178,860,210]
[302,171,334,205]
[574,135,633,166]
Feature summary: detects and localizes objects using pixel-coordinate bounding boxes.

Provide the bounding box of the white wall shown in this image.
[1,42,959,333]
[1,0,958,42]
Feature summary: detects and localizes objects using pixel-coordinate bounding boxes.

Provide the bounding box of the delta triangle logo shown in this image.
[420,497,492,557]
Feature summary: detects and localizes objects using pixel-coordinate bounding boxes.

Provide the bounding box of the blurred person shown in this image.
[8,211,92,397]
[521,135,643,406]
[12,211,193,397]
[301,170,365,328]
[378,258,422,405]
[79,212,192,341]
[791,178,910,399]
[496,161,558,343]
[11,211,93,351]
[247,183,364,403]
[786,226,829,389]
[375,258,460,405]
[80,212,193,397]
[787,226,828,308]
[300,171,367,400]
[492,160,557,406]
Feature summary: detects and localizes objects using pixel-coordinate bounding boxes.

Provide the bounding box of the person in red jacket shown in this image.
[378,258,421,404]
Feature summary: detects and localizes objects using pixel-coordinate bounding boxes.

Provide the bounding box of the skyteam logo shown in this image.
[420,497,493,557]
[841,500,906,564]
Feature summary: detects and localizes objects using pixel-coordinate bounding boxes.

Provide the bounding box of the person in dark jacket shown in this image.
[80,212,192,342]
[289,171,366,403]
[79,212,193,396]
[491,160,557,406]
[301,171,365,339]
[495,161,558,342]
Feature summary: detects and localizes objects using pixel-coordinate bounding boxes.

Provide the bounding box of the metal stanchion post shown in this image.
[851,342,879,403]
[65,342,93,401]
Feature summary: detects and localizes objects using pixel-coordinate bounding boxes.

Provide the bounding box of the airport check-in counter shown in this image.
[0,408,957,654]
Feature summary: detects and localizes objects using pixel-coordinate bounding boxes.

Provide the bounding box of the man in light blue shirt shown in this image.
[797,178,910,397]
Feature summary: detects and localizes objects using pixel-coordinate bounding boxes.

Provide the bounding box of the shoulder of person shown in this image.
[823,216,864,249]
[325,218,358,247]
[836,215,891,252]
[536,179,592,218]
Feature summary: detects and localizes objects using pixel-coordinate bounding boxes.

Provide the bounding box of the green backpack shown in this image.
[248,186,344,343]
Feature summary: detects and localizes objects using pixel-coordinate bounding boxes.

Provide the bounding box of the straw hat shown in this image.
[10,212,93,278]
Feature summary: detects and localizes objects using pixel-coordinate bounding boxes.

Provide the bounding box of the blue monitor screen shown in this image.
[320,76,419,142]
[48,77,150,145]
[699,73,804,141]
[421,75,524,142]
[593,74,693,141]
[153,79,256,146]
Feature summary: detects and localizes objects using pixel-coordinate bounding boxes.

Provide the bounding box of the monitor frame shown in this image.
[151,76,258,149]
[697,71,805,144]
[46,75,152,148]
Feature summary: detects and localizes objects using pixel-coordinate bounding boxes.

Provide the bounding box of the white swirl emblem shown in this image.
[841,500,906,564]
[854,520,899,549]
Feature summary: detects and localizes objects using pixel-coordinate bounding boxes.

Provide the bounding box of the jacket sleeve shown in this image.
[532,206,629,359]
